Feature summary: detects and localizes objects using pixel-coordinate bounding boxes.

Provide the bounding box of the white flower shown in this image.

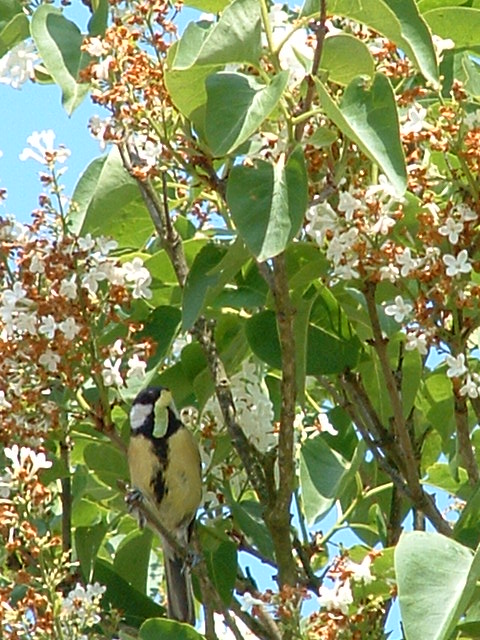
[16,311,37,335]
[459,374,480,399]
[401,105,428,135]
[455,203,477,222]
[96,236,118,255]
[379,263,400,283]
[84,36,109,57]
[132,278,152,299]
[239,593,264,612]
[305,202,338,245]
[0,390,12,409]
[432,35,455,61]
[81,266,108,294]
[396,248,419,277]
[59,275,78,299]
[88,115,113,150]
[445,353,468,378]
[39,349,60,372]
[2,282,27,308]
[38,315,57,339]
[318,413,338,436]
[126,354,147,379]
[30,253,45,273]
[123,257,152,299]
[318,579,353,614]
[78,234,96,251]
[91,55,114,81]
[443,249,471,277]
[338,191,361,221]
[371,213,396,235]
[5,445,52,478]
[365,174,400,201]
[405,332,428,356]
[0,40,39,90]
[346,556,375,584]
[384,296,413,323]
[134,135,163,168]
[59,317,80,340]
[19,130,70,164]
[438,217,463,244]
[102,358,123,387]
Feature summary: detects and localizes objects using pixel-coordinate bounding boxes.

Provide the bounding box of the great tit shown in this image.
[128,386,202,625]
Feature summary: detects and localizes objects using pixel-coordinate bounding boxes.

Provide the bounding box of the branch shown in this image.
[263,253,297,587]
[294,0,327,142]
[454,394,479,485]
[59,437,72,556]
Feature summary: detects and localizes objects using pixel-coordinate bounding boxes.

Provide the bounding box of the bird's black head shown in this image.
[129,386,180,439]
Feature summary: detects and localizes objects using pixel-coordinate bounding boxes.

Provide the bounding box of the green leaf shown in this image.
[395,532,480,640]
[139,306,181,367]
[306,287,362,375]
[416,373,455,447]
[75,522,109,580]
[184,0,231,11]
[70,148,153,248]
[202,538,237,605]
[424,7,480,49]
[0,0,29,57]
[300,436,364,523]
[182,243,226,330]
[316,75,407,196]
[303,0,439,87]
[31,5,89,114]
[320,34,374,85]
[205,71,289,156]
[172,0,261,69]
[87,0,108,37]
[83,442,129,490]
[140,618,204,640]
[230,499,275,560]
[114,528,153,593]
[226,147,308,261]
[94,560,166,628]
[245,310,282,369]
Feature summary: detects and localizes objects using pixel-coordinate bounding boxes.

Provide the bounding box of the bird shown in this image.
[127,386,202,625]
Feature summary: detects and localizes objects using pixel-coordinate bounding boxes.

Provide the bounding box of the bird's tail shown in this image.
[163,542,195,625]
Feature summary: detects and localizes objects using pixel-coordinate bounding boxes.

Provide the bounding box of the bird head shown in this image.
[129,386,174,438]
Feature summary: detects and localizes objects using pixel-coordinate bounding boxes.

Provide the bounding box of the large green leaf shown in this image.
[114,528,153,594]
[424,7,480,49]
[303,0,439,87]
[172,0,261,69]
[320,34,374,85]
[184,0,231,10]
[70,148,153,248]
[0,0,29,57]
[182,243,226,330]
[306,287,362,375]
[140,618,204,640]
[226,147,308,261]
[31,4,89,114]
[395,532,480,640]
[300,437,365,523]
[94,560,166,628]
[205,71,289,156]
[316,75,407,196]
[200,533,237,606]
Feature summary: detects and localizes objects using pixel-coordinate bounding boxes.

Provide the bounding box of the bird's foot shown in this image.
[125,487,147,528]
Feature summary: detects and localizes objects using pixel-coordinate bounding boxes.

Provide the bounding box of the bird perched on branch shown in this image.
[127,386,202,625]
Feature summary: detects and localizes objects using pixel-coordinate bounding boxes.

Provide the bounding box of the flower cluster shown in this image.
[0,133,154,443]
[59,582,107,639]
[204,360,276,454]
[0,40,39,90]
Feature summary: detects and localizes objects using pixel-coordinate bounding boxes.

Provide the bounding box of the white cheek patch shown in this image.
[130,402,153,431]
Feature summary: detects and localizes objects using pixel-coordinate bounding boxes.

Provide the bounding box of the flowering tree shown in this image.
[2,0,480,638]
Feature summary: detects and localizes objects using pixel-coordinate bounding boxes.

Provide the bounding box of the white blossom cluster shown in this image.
[318,555,375,615]
[306,176,404,281]
[0,40,39,90]
[59,582,106,638]
[0,444,52,497]
[204,360,276,453]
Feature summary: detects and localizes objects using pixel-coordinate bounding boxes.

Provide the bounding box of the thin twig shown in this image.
[294,0,327,141]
